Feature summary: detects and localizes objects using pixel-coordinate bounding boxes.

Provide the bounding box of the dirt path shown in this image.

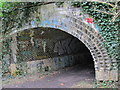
[3,65,95,88]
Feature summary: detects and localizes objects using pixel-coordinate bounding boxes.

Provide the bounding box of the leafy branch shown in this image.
[91,0,120,22]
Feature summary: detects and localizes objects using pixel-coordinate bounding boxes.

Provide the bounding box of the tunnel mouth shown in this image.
[10,27,95,79]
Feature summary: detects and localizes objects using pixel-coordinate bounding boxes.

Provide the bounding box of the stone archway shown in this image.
[9,3,118,81]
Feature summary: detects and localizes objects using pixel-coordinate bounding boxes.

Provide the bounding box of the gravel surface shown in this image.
[3,65,95,88]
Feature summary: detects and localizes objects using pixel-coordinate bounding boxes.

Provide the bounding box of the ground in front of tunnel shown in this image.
[3,65,96,88]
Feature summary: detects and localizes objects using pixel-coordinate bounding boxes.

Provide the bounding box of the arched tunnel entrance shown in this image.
[16,27,95,71]
[6,27,95,88]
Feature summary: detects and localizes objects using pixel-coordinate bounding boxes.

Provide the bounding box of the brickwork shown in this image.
[8,3,118,81]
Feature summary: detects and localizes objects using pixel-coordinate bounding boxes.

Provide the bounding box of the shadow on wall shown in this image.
[7,27,94,77]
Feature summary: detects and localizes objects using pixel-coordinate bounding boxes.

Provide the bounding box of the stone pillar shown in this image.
[10,34,18,75]
[96,69,118,81]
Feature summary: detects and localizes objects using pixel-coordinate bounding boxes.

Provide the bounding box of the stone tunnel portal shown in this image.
[11,27,95,79]
[4,3,118,81]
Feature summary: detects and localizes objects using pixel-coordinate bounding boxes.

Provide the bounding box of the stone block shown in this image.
[96,70,118,81]
[109,70,118,81]
[27,61,37,74]
[9,64,17,75]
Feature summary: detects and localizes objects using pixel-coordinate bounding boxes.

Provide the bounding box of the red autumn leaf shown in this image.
[60,83,64,86]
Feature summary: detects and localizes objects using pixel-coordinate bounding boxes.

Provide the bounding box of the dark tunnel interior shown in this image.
[16,27,95,76]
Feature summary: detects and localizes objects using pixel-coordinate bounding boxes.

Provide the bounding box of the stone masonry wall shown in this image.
[10,53,89,75]
[9,28,91,76]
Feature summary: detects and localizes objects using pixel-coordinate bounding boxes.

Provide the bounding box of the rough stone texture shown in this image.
[96,70,118,81]
[17,54,84,74]
[11,34,18,63]
[0,61,2,90]
[9,64,17,75]
[6,3,119,81]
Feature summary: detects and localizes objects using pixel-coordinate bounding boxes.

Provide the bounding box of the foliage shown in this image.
[1,2,39,34]
[0,1,119,77]
[94,80,117,88]
[71,1,120,67]
[11,69,22,77]
[2,38,12,76]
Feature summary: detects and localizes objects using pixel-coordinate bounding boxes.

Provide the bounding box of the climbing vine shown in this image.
[0,1,119,78]
[71,1,120,67]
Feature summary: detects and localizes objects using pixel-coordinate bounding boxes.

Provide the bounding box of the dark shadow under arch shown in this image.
[15,27,95,78]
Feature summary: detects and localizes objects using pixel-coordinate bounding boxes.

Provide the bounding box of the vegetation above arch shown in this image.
[0,1,119,75]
